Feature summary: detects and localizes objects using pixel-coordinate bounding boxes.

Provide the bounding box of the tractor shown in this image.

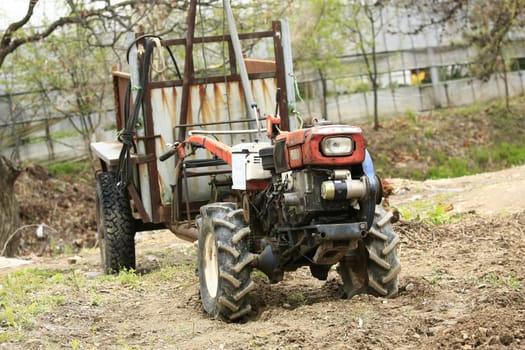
[92,1,400,321]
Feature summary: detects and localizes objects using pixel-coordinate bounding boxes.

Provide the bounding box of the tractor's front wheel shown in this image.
[95,172,136,274]
[338,205,400,298]
[197,203,255,321]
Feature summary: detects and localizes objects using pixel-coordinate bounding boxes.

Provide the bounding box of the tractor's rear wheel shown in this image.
[198,203,255,321]
[95,172,136,274]
[338,205,400,298]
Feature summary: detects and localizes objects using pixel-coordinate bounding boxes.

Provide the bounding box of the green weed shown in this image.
[98,269,143,291]
[482,272,521,289]
[397,198,460,225]
[71,339,82,350]
[0,269,70,336]
[287,292,307,306]
[430,269,446,285]
[405,109,418,123]
[493,142,525,166]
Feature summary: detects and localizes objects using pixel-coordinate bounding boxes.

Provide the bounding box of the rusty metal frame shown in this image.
[110,12,290,227]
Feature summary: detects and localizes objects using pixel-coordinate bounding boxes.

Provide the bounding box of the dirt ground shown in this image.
[2,165,525,349]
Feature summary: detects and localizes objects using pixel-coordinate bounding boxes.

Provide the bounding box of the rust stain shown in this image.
[198,84,215,125]
[261,79,269,109]
[171,87,179,128]
[214,83,225,127]
[186,87,194,128]
[226,82,232,123]
[160,87,168,108]
[158,135,166,152]
[237,82,247,127]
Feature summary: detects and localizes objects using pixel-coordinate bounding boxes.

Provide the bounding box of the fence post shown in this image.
[428,46,442,108]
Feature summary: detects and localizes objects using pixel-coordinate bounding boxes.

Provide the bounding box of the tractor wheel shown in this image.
[197,203,255,321]
[95,172,136,274]
[338,205,400,298]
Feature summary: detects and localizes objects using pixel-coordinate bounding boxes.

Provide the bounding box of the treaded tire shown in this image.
[96,172,136,274]
[338,205,400,298]
[197,203,255,321]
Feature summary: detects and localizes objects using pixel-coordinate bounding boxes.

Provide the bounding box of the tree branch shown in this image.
[0,0,136,68]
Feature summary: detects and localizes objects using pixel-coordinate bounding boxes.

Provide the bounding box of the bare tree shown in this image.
[0,0,186,256]
[291,0,346,120]
[395,0,525,111]
[465,0,525,110]
[342,1,387,130]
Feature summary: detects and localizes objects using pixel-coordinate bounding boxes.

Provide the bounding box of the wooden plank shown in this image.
[91,141,122,166]
[90,141,136,167]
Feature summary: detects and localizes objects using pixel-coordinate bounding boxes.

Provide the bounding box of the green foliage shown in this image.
[0,269,68,333]
[430,270,444,285]
[287,292,307,306]
[27,130,81,144]
[291,0,346,73]
[351,81,371,93]
[493,142,525,165]
[114,269,142,290]
[424,129,434,138]
[482,272,521,289]
[398,199,460,225]
[370,97,525,180]
[47,160,92,178]
[71,339,81,350]
[428,157,473,179]
[405,109,418,123]
[465,0,524,81]
[426,204,459,225]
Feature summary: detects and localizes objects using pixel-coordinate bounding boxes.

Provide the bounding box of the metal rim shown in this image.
[203,231,219,298]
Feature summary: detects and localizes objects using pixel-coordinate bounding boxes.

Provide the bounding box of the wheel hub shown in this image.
[203,232,219,298]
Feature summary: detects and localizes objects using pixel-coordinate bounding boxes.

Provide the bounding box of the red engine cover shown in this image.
[273,124,366,173]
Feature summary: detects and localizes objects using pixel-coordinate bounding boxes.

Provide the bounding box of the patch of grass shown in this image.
[367,96,525,180]
[472,147,490,165]
[482,272,521,289]
[27,130,81,144]
[47,160,92,178]
[252,269,270,283]
[398,198,461,225]
[492,142,525,166]
[0,269,69,339]
[71,339,82,350]
[430,270,444,285]
[428,157,474,179]
[405,109,418,123]
[424,129,434,138]
[287,292,307,306]
[110,269,142,291]
[426,204,452,225]
[149,263,197,288]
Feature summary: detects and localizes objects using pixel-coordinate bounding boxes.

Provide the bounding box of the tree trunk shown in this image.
[373,83,379,130]
[319,69,328,119]
[0,155,21,257]
[501,54,510,111]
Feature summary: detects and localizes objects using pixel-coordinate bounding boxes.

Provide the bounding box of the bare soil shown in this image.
[2,165,524,349]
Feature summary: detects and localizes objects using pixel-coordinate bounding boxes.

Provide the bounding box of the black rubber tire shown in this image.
[95,172,136,274]
[197,203,255,321]
[338,205,401,298]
